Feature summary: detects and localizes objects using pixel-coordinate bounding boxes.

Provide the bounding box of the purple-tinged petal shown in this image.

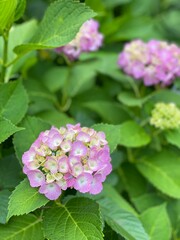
[22,148,36,164]
[57,179,68,190]
[44,157,58,174]
[76,132,90,142]
[71,163,83,177]
[64,173,76,187]
[71,141,87,157]
[89,175,103,194]
[66,123,81,133]
[68,156,81,167]
[39,182,61,200]
[60,140,72,152]
[47,134,63,150]
[27,170,45,187]
[58,157,69,173]
[74,173,93,193]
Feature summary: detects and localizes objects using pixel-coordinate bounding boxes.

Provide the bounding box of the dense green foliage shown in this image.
[0,0,180,239]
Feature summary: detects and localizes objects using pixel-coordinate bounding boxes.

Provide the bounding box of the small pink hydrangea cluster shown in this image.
[55,19,103,60]
[118,39,180,86]
[22,124,112,200]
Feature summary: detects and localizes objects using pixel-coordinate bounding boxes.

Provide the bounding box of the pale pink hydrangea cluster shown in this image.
[22,123,112,200]
[118,39,180,86]
[55,19,103,60]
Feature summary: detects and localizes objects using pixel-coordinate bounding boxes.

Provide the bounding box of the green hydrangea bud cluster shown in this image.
[150,102,180,130]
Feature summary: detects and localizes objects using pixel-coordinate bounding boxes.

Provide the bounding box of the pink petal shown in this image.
[39,183,61,200]
[74,173,93,193]
[27,170,45,187]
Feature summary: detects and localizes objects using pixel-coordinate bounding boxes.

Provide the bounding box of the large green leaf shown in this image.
[0,190,11,224]
[102,0,131,8]
[7,178,49,220]
[0,20,37,81]
[132,193,164,213]
[37,110,74,127]
[14,0,96,55]
[14,0,26,21]
[43,197,103,240]
[140,204,171,240]
[120,163,147,198]
[66,62,97,97]
[0,214,44,240]
[0,0,17,33]
[0,80,28,125]
[13,116,50,163]
[83,101,130,124]
[0,117,23,144]
[101,184,137,216]
[118,92,150,108]
[0,154,22,189]
[98,198,149,240]
[136,150,180,198]
[165,128,180,148]
[118,121,151,147]
[167,199,180,239]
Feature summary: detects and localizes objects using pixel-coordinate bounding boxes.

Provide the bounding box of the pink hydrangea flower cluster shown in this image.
[22,123,112,200]
[118,39,180,86]
[55,19,103,60]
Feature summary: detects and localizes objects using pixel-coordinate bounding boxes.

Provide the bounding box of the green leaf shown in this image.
[37,110,74,127]
[120,163,147,198]
[83,101,130,124]
[40,66,68,93]
[140,204,172,240]
[66,62,97,97]
[0,117,23,144]
[118,92,149,107]
[132,193,164,213]
[0,20,37,81]
[0,214,44,240]
[0,190,11,224]
[0,154,22,189]
[102,0,131,8]
[14,0,26,21]
[167,199,180,238]
[118,121,151,147]
[165,128,180,148]
[14,0,96,55]
[101,184,137,216]
[0,0,17,33]
[108,16,159,42]
[43,197,103,240]
[0,80,28,125]
[98,197,149,240]
[136,150,180,198]
[13,116,50,163]
[7,178,49,220]
[93,123,121,153]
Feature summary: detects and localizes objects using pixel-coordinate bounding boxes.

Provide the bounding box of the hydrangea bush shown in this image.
[0,0,180,240]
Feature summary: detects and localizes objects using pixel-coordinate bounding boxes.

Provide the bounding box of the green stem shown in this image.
[61,66,72,111]
[5,55,21,68]
[1,31,9,83]
[127,148,135,163]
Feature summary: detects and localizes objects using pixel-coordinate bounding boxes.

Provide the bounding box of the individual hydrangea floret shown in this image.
[22,123,112,200]
[118,39,180,86]
[150,102,180,130]
[55,19,103,60]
